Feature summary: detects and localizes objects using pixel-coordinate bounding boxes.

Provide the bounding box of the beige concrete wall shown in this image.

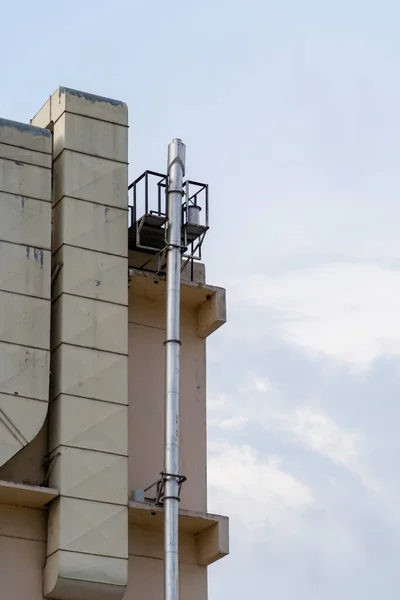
[0,504,208,600]
[31,87,129,600]
[0,87,227,600]
[128,294,207,513]
[125,278,210,599]
[0,281,214,600]
[0,119,52,469]
[127,524,208,600]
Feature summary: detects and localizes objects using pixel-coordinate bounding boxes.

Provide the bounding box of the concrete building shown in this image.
[0,87,228,599]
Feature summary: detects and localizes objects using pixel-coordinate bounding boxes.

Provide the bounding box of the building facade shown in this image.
[0,87,228,599]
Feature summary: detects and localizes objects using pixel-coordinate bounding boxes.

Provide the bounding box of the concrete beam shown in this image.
[128,501,229,567]
[196,288,227,339]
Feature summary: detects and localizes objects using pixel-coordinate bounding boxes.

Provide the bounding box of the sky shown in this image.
[3,0,400,597]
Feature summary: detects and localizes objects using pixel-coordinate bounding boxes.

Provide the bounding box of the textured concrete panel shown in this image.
[49,395,127,455]
[50,87,129,126]
[47,498,128,558]
[52,295,127,354]
[0,342,49,401]
[0,241,51,299]
[49,447,127,505]
[0,193,51,249]
[0,291,50,349]
[30,85,129,600]
[44,550,128,599]
[0,142,52,168]
[53,150,128,208]
[0,117,52,153]
[52,245,128,306]
[53,197,128,256]
[0,158,51,201]
[53,113,128,162]
[0,394,47,466]
[51,345,128,405]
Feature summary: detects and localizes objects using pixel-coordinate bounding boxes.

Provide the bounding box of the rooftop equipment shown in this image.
[128,167,209,280]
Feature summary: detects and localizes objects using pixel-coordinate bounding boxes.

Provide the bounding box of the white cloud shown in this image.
[229,263,400,367]
[276,406,361,469]
[218,415,248,430]
[238,376,271,395]
[209,377,364,477]
[208,393,232,410]
[208,442,314,541]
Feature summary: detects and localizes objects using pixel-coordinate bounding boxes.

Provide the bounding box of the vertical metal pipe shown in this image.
[164,138,186,600]
[145,171,149,214]
[133,183,137,224]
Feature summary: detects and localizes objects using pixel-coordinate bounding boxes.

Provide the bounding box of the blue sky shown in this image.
[3,1,400,598]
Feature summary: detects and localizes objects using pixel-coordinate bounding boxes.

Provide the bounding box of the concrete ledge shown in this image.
[197,287,226,339]
[31,87,129,129]
[0,479,58,509]
[128,268,227,338]
[0,118,52,153]
[128,501,229,566]
[128,251,206,284]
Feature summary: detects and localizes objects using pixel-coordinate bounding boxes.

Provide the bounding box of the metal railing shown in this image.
[128,170,168,228]
[128,170,210,275]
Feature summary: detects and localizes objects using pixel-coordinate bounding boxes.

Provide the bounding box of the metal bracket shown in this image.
[157,245,168,273]
[42,450,61,487]
[143,471,187,507]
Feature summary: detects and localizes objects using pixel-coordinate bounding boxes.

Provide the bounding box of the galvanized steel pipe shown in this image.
[164,138,186,600]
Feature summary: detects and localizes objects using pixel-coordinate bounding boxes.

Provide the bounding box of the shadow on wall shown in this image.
[0,420,48,486]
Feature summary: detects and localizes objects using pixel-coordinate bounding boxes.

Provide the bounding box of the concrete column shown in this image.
[32,88,129,600]
[0,119,51,467]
